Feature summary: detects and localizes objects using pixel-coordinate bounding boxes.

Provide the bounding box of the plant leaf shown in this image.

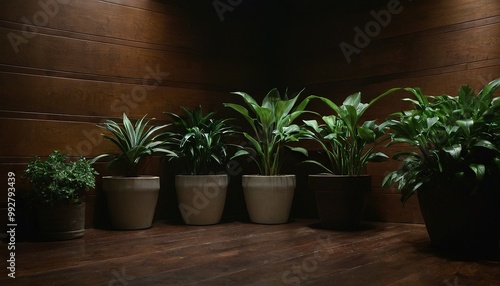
[469,164,485,181]
[443,144,462,160]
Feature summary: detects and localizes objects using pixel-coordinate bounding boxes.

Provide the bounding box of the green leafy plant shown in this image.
[303,89,398,175]
[382,78,500,204]
[23,150,97,206]
[92,113,176,176]
[162,105,239,175]
[224,88,313,176]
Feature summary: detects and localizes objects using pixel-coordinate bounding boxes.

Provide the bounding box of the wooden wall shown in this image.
[275,0,500,223]
[1,0,499,234]
[0,0,274,233]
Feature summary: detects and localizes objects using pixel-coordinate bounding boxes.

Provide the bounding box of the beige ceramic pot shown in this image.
[175,174,228,225]
[242,175,296,224]
[103,176,160,230]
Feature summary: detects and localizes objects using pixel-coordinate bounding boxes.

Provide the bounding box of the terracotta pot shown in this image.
[417,179,500,256]
[242,175,295,224]
[103,176,160,230]
[37,202,85,241]
[175,174,228,225]
[309,174,371,230]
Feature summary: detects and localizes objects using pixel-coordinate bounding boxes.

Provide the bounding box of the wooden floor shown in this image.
[1,219,499,285]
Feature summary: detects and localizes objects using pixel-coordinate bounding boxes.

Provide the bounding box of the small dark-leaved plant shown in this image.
[23,150,97,206]
[162,105,239,175]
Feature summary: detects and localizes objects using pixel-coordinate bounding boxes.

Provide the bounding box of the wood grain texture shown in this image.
[276,0,500,224]
[0,72,236,118]
[0,220,497,285]
[1,0,499,230]
[0,0,265,232]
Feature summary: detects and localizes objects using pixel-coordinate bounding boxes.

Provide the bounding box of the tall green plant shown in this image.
[92,113,176,176]
[303,89,399,175]
[23,150,96,205]
[162,106,239,175]
[382,78,500,204]
[224,88,313,176]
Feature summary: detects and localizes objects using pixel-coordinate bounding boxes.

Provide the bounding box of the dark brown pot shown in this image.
[309,174,371,230]
[417,180,500,257]
[37,202,85,241]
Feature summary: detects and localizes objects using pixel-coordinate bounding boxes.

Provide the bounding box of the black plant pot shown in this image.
[417,179,500,257]
[309,174,371,230]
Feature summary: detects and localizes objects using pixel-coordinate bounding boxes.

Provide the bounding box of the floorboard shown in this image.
[1,219,499,285]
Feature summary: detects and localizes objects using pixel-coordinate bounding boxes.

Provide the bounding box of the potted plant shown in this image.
[382,78,500,256]
[23,150,96,240]
[304,89,397,229]
[224,88,313,224]
[162,105,239,225]
[92,113,175,230]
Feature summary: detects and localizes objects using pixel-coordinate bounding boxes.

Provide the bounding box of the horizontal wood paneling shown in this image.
[0,72,236,118]
[282,0,500,52]
[1,0,499,231]
[0,0,216,53]
[282,21,500,86]
[366,193,424,223]
[0,118,121,157]
[278,0,500,223]
[0,0,269,233]
[0,27,256,89]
